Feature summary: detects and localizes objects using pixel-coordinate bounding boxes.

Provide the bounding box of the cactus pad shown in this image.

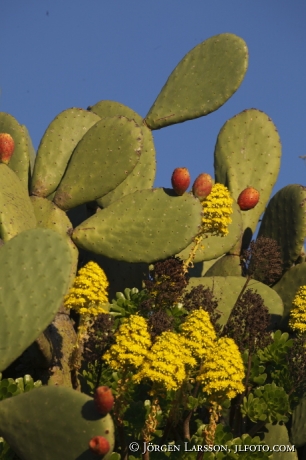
[54,116,143,210]
[187,276,283,327]
[88,101,156,208]
[0,165,36,241]
[0,386,114,460]
[0,112,32,190]
[145,33,248,129]
[0,228,73,371]
[273,263,306,330]
[31,108,100,197]
[258,185,306,270]
[214,109,281,247]
[72,188,202,263]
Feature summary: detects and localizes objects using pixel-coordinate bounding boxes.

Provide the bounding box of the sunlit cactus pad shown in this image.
[145,33,248,129]
[0,228,73,371]
[72,188,202,263]
[31,108,100,197]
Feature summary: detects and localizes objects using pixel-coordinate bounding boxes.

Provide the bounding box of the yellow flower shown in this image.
[134,331,196,391]
[180,308,217,360]
[197,337,245,400]
[289,285,306,333]
[201,183,233,237]
[103,315,151,370]
[64,261,109,316]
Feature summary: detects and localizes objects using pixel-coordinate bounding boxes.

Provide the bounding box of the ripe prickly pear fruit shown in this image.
[94,386,114,415]
[171,167,190,195]
[192,173,213,201]
[89,436,110,455]
[237,187,260,210]
[0,133,15,164]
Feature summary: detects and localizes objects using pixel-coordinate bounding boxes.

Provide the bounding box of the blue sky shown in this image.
[1,1,306,212]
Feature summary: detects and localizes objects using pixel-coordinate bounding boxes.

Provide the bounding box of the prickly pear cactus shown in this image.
[0,387,114,460]
[0,228,73,372]
[145,33,248,129]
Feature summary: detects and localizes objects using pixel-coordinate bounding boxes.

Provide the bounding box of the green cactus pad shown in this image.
[187,276,283,327]
[0,228,73,372]
[177,199,242,262]
[72,188,202,263]
[88,101,156,208]
[144,34,248,129]
[0,165,36,242]
[258,185,306,271]
[290,395,306,448]
[31,108,100,197]
[21,124,36,175]
[204,254,242,277]
[262,423,297,459]
[30,196,72,236]
[88,99,141,120]
[214,109,281,248]
[54,116,143,210]
[0,112,32,190]
[0,386,114,460]
[30,196,78,285]
[273,263,306,330]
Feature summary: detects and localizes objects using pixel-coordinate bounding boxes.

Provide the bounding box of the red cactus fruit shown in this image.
[0,133,15,164]
[192,173,213,201]
[171,167,190,195]
[94,386,114,415]
[237,187,260,210]
[89,436,110,455]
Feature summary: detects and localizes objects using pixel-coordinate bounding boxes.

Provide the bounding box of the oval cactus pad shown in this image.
[72,188,202,263]
[31,108,100,197]
[145,33,248,129]
[54,116,143,210]
[0,164,36,242]
[0,387,114,460]
[0,228,73,372]
[214,109,281,241]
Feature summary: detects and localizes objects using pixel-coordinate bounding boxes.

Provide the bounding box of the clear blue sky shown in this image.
[1,2,305,212]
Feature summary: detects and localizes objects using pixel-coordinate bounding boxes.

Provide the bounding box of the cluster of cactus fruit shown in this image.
[0,32,306,459]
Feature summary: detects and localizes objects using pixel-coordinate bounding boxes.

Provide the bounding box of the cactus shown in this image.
[53,116,143,210]
[0,165,36,242]
[31,108,100,198]
[187,276,283,328]
[214,108,281,250]
[0,387,114,460]
[258,184,306,271]
[1,32,305,459]
[0,228,73,372]
[145,33,248,129]
[72,188,203,263]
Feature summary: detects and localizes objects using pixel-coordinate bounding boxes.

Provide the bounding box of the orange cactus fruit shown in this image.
[89,436,110,455]
[171,167,191,195]
[237,187,260,210]
[94,386,114,415]
[192,173,213,201]
[0,133,15,164]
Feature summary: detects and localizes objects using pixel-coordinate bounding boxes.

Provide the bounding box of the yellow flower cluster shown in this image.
[104,306,244,399]
[289,285,306,333]
[64,261,109,315]
[197,337,245,400]
[180,308,217,359]
[201,183,233,237]
[134,331,196,391]
[103,315,152,370]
